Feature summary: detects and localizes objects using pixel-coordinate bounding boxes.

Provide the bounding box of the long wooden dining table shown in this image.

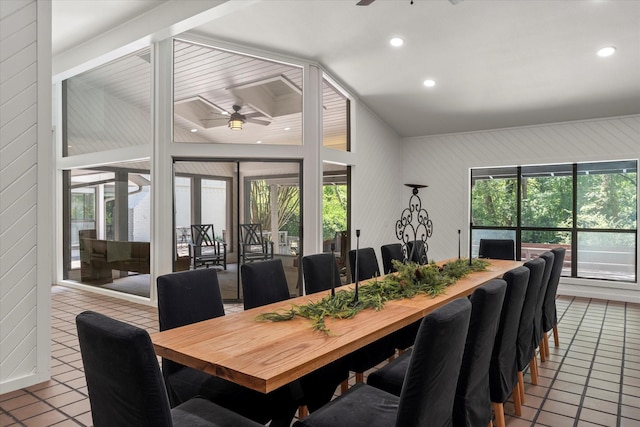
[151,258,521,394]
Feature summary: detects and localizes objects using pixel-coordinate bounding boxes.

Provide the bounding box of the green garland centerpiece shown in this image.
[255,258,489,333]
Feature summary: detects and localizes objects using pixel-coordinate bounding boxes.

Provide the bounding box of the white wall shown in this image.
[403,115,640,301]
[0,0,52,393]
[352,104,403,268]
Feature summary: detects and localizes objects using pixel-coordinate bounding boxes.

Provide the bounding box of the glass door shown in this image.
[174,159,302,301]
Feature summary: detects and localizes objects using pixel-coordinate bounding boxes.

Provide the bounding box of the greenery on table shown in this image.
[255,258,489,333]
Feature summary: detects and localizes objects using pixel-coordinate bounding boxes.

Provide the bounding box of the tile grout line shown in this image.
[529,296,588,426]
[616,302,627,427]
[571,299,610,427]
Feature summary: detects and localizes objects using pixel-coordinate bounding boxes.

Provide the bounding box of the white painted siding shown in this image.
[0,0,51,393]
[352,104,403,267]
[403,115,640,299]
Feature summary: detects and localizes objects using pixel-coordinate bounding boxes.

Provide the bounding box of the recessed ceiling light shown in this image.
[190,128,198,133]
[597,46,616,57]
[423,79,436,87]
[284,127,291,131]
[390,37,404,47]
[256,140,262,144]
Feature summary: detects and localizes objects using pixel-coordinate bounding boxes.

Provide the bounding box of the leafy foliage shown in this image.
[255,258,489,333]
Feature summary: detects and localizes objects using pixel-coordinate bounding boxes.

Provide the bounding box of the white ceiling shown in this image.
[52,0,640,138]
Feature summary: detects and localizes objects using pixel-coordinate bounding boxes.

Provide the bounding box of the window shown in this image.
[322,77,350,151]
[63,48,151,157]
[173,39,303,145]
[63,166,152,295]
[471,160,637,282]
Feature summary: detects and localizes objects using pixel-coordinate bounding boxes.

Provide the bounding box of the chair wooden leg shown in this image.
[539,341,546,363]
[553,324,559,347]
[298,405,308,418]
[512,383,522,416]
[355,372,364,383]
[492,402,506,427]
[543,332,550,358]
[340,379,349,393]
[488,421,493,427]
[530,356,539,385]
[518,371,525,404]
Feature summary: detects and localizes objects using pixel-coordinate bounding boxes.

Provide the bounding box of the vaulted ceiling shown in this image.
[53,0,640,138]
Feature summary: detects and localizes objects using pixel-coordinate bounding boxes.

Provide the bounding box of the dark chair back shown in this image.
[406,240,428,264]
[348,247,380,282]
[517,258,545,370]
[478,239,515,260]
[396,298,472,426]
[381,243,404,274]
[543,247,566,332]
[302,253,341,294]
[534,252,555,345]
[453,279,507,427]
[157,269,224,377]
[489,267,529,404]
[76,311,173,427]
[241,259,290,309]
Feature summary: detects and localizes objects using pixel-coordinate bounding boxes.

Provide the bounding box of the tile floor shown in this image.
[1,285,640,426]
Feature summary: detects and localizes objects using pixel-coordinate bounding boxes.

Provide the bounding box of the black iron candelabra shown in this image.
[395,184,433,264]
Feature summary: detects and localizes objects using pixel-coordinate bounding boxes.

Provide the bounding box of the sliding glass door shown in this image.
[173,159,302,301]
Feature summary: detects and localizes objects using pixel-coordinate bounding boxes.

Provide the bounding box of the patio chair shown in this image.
[189,224,226,270]
[239,223,274,264]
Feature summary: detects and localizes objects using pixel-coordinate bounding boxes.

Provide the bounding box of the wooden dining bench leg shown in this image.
[340,379,349,393]
[355,372,364,383]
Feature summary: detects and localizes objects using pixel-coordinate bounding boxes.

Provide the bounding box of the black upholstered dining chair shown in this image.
[516,257,545,401]
[380,243,421,352]
[302,252,342,294]
[542,247,566,357]
[489,266,529,427]
[76,310,262,427]
[293,298,472,427]
[300,253,352,405]
[348,247,380,282]
[347,247,397,383]
[380,243,404,274]
[241,258,292,309]
[366,280,507,427]
[406,239,428,264]
[242,259,346,417]
[478,238,516,260]
[534,251,555,363]
[157,269,294,425]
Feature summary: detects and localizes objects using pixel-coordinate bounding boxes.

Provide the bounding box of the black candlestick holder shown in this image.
[352,229,360,305]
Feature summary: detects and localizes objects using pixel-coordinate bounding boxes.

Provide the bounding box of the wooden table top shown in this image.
[151,259,521,393]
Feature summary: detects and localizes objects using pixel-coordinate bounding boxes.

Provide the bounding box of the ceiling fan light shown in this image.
[228,108,245,130]
[228,118,243,130]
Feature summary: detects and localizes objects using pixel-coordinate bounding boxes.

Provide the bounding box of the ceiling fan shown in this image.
[202,104,272,131]
[174,96,271,130]
[357,0,462,5]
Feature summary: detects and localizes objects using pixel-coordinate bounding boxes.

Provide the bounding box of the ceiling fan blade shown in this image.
[246,118,271,126]
[199,118,230,129]
[356,0,375,5]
